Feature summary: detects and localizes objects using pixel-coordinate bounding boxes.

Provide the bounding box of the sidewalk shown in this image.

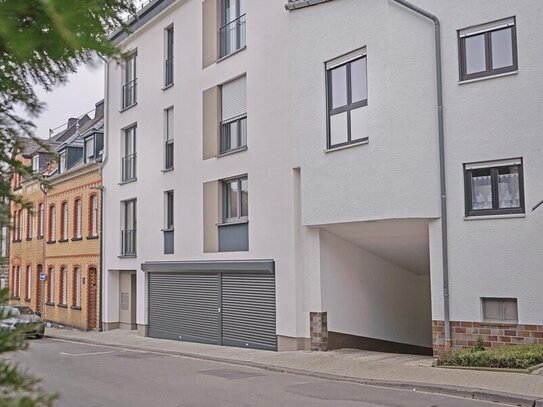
[45,328,543,406]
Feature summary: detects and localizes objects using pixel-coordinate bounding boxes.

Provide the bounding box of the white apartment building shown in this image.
[102,0,543,354]
[287,0,543,354]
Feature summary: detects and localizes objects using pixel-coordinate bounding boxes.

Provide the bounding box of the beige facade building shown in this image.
[9,102,104,330]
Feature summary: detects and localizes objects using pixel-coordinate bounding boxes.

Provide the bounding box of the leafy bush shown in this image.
[438,344,543,369]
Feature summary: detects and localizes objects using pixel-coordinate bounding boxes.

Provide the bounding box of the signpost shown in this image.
[39,272,46,282]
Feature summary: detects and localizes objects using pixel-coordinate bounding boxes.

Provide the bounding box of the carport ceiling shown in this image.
[321,218,430,275]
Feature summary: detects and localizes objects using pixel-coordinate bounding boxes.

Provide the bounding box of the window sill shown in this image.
[24,298,31,303]
[162,83,174,91]
[119,178,137,185]
[325,138,369,153]
[161,167,174,173]
[120,102,137,113]
[12,296,20,301]
[57,304,68,309]
[46,240,56,245]
[37,236,43,240]
[161,228,174,232]
[71,237,83,242]
[86,236,99,240]
[217,146,248,158]
[216,46,247,64]
[464,213,525,221]
[45,302,55,307]
[481,321,518,327]
[118,254,137,259]
[70,305,82,311]
[458,70,518,85]
[217,219,248,227]
[12,239,21,243]
[26,238,32,241]
[58,239,69,243]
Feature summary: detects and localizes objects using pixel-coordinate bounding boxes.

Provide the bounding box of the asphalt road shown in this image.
[8,338,508,407]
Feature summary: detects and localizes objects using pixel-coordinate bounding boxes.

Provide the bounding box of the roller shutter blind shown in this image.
[222,76,247,121]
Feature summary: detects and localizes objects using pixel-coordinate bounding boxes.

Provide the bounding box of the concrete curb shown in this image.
[46,334,543,407]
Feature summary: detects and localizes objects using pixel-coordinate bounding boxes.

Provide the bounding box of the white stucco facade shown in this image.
[102,0,543,353]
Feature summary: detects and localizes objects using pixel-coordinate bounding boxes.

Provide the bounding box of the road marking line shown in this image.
[60,351,118,357]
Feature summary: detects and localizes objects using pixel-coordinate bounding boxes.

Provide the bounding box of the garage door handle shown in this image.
[218,307,221,313]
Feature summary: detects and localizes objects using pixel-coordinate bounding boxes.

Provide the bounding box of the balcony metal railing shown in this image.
[121,229,136,256]
[122,78,137,109]
[164,139,174,169]
[219,14,246,58]
[220,114,247,154]
[165,57,174,87]
[121,153,137,182]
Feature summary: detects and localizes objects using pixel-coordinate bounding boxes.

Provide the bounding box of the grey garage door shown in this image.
[148,273,220,344]
[148,271,276,351]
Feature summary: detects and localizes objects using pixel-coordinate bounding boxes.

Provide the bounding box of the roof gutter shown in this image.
[390,0,450,349]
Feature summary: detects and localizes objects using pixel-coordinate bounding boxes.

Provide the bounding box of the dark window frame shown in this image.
[482,297,518,324]
[164,107,174,170]
[120,198,137,256]
[458,17,518,82]
[122,52,137,109]
[326,54,368,150]
[464,159,524,217]
[164,190,174,231]
[164,25,174,87]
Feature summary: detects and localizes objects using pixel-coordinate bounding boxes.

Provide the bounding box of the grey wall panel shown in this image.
[218,223,248,252]
[221,274,277,350]
[148,273,220,345]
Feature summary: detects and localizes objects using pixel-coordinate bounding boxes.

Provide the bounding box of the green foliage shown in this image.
[0,288,56,406]
[474,337,485,352]
[0,0,136,223]
[438,344,543,369]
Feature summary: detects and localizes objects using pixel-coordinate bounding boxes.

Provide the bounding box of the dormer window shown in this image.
[84,137,95,163]
[32,155,40,173]
[59,151,67,173]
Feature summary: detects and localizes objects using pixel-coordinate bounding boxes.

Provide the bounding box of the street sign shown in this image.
[39,272,47,282]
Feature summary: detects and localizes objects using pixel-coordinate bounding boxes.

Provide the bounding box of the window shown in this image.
[121,199,137,256]
[32,155,40,173]
[84,137,95,163]
[47,267,55,304]
[122,52,137,109]
[223,176,248,222]
[164,108,174,170]
[37,203,44,238]
[220,76,247,154]
[164,26,174,87]
[164,190,174,255]
[25,265,31,300]
[12,266,20,298]
[482,298,518,323]
[59,267,67,305]
[90,195,99,237]
[219,0,246,58]
[122,126,137,182]
[26,209,32,239]
[464,158,524,217]
[13,210,21,241]
[1,226,6,257]
[48,205,56,242]
[326,49,368,149]
[60,202,68,241]
[459,17,517,81]
[73,267,81,307]
[74,199,82,239]
[59,151,67,173]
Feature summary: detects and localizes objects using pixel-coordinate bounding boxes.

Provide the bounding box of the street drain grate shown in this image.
[116,352,166,359]
[199,368,264,380]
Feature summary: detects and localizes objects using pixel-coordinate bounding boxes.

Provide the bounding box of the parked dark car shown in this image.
[0,305,46,339]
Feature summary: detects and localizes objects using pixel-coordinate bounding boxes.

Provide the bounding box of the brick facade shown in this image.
[310,311,328,351]
[10,161,101,331]
[433,320,543,356]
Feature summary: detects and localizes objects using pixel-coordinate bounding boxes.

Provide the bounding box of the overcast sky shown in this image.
[23,60,105,140]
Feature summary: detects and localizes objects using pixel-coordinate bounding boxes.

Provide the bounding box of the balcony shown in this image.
[122,79,137,109]
[121,229,136,256]
[220,114,247,154]
[121,153,137,183]
[219,14,246,58]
